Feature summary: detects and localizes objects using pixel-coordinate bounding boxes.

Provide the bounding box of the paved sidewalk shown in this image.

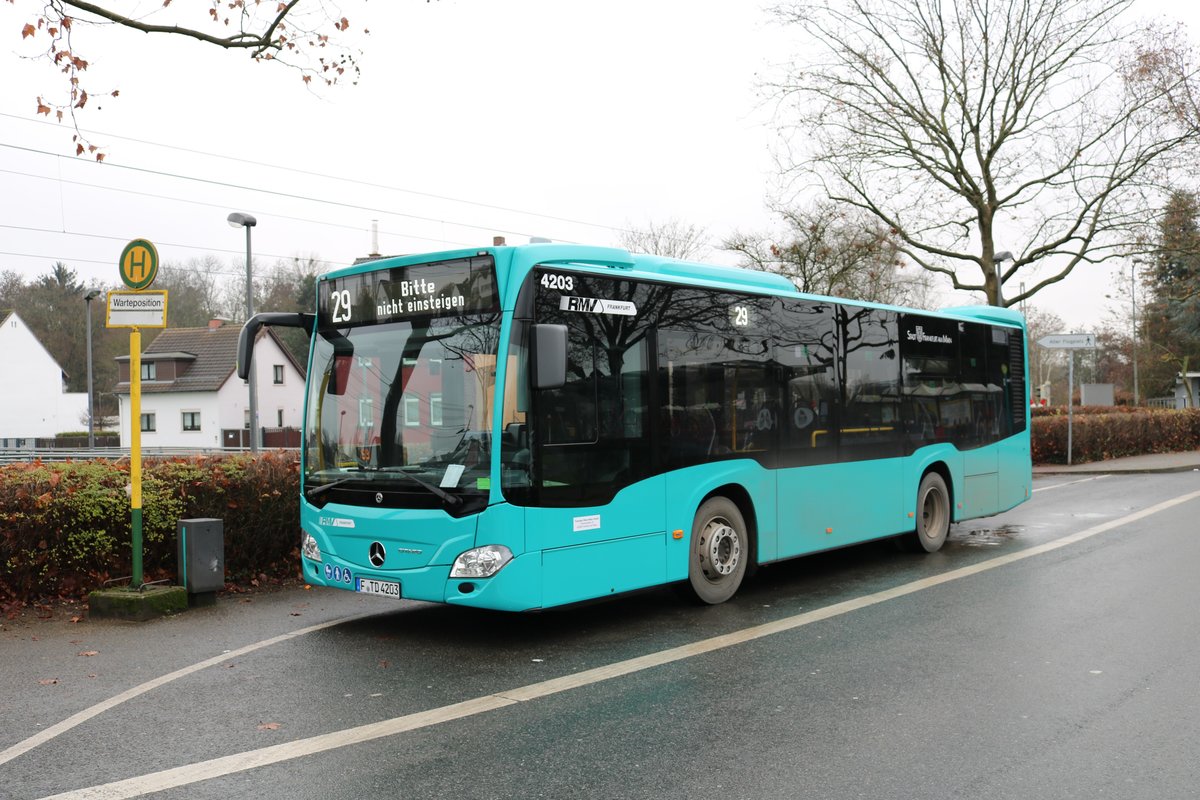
[1033,449,1200,475]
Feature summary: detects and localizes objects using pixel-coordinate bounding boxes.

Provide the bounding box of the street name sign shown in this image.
[106,290,168,328]
[1038,333,1096,349]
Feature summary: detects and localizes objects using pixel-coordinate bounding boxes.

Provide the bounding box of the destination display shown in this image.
[318,255,500,329]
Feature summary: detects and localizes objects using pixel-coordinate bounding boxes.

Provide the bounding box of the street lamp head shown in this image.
[994,250,1014,263]
[227,212,257,229]
[84,289,102,301]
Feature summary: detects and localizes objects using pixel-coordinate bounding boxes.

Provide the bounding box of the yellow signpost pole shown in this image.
[129,327,143,586]
[114,237,160,588]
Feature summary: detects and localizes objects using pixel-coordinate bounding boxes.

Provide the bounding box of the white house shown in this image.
[114,320,306,449]
[0,310,88,445]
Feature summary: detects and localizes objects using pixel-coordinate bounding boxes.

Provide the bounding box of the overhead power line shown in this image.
[0,111,632,236]
[0,167,479,252]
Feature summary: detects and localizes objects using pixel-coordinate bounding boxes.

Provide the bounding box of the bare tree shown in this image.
[619,218,711,261]
[725,201,938,308]
[12,0,368,158]
[770,0,1200,307]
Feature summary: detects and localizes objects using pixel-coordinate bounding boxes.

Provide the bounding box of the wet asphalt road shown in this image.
[3,471,1200,800]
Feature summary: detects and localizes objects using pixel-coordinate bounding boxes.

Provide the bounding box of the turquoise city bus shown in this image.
[238,243,1031,610]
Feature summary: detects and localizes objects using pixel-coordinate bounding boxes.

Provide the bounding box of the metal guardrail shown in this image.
[1146,397,1178,409]
[0,447,298,464]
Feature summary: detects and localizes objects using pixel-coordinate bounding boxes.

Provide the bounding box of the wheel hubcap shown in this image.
[922,488,944,538]
[699,518,741,579]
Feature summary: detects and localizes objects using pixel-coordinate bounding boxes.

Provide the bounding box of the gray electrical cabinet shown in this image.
[177,518,224,598]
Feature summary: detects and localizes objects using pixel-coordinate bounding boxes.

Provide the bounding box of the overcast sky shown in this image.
[1,0,1196,330]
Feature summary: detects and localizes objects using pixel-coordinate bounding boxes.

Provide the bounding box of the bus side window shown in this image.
[839,307,902,460]
[775,298,837,465]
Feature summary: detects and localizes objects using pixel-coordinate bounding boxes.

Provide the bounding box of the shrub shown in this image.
[1031,408,1200,464]
[0,452,300,603]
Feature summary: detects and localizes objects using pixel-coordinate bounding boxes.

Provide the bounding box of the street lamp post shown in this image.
[84,289,101,448]
[993,251,1014,307]
[227,212,259,452]
[1132,256,1144,406]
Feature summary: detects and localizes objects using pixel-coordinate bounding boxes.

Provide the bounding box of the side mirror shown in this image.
[237,312,314,380]
[532,323,567,390]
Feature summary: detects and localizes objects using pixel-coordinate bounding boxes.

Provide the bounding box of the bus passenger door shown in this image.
[525,283,667,606]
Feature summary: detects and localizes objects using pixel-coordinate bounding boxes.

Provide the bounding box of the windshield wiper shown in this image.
[304,476,356,500]
[375,468,461,505]
[304,468,462,506]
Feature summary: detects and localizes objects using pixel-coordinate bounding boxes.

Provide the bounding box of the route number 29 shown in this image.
[540,273,574,292]
[331,289,352,323]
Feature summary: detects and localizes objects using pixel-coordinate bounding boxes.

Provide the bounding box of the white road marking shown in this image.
[1032,474,1110,493]
[0,613,376,769]
[38,486,1200,800]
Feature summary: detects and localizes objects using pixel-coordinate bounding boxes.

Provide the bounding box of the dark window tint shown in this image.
[774,299,838,465]
[900,314,1024,450]
[839,307,902,459]
[660,290,777,468]
[527,272,657,506]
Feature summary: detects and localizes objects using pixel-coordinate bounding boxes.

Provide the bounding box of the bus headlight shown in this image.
[301,532,322,562]
[450,545,513,578]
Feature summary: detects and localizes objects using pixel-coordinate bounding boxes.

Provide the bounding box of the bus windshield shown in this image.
[303,254,502,510]
[304,316,501,506]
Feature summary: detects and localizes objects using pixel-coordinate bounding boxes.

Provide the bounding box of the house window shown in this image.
[403,396,420,426]
[359,397,375,427]
[430,393,443,426]
[140,413,156,432]
[276,408,284,427]
[182,411,201,432]
[273,365,284,385]
[141,362,157,381]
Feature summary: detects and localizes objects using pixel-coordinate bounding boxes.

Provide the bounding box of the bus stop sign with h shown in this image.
[106,239,168,587]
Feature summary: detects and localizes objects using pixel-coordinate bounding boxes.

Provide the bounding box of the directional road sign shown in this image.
[1038,333,1096,349]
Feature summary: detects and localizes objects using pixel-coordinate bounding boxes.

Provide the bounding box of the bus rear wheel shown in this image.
[686,497,749,605]
[908,472,950,553]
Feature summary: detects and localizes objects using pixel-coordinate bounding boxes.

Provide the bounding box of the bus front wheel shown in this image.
[909,472,950,553]
[687,497,749,604]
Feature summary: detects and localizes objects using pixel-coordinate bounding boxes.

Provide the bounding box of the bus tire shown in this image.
[686,497,749,604]
[909,472,950,553]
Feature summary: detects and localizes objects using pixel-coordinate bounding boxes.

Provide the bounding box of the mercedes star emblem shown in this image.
[368,541,386,567]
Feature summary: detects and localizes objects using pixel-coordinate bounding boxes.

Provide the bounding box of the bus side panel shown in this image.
[523,475,666,555]
[542,533,667,607]
[997,433,1033,512]
[777,458,907,559]
[961,447,999,519]
[663,460,777,583]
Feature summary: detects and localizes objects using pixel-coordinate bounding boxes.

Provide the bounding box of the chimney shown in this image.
[370,220,381,258]
[493,236,506,247]
[208,318,226,330]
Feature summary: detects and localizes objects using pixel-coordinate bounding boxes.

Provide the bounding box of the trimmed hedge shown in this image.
[4,412,1199,603]
[0,452,300,603]
[1031,408,1200,464]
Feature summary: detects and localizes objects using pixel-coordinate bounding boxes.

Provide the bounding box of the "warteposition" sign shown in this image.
[106,291,169,328]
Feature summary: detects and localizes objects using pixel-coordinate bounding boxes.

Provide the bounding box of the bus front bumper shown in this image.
[301,551,542,612]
